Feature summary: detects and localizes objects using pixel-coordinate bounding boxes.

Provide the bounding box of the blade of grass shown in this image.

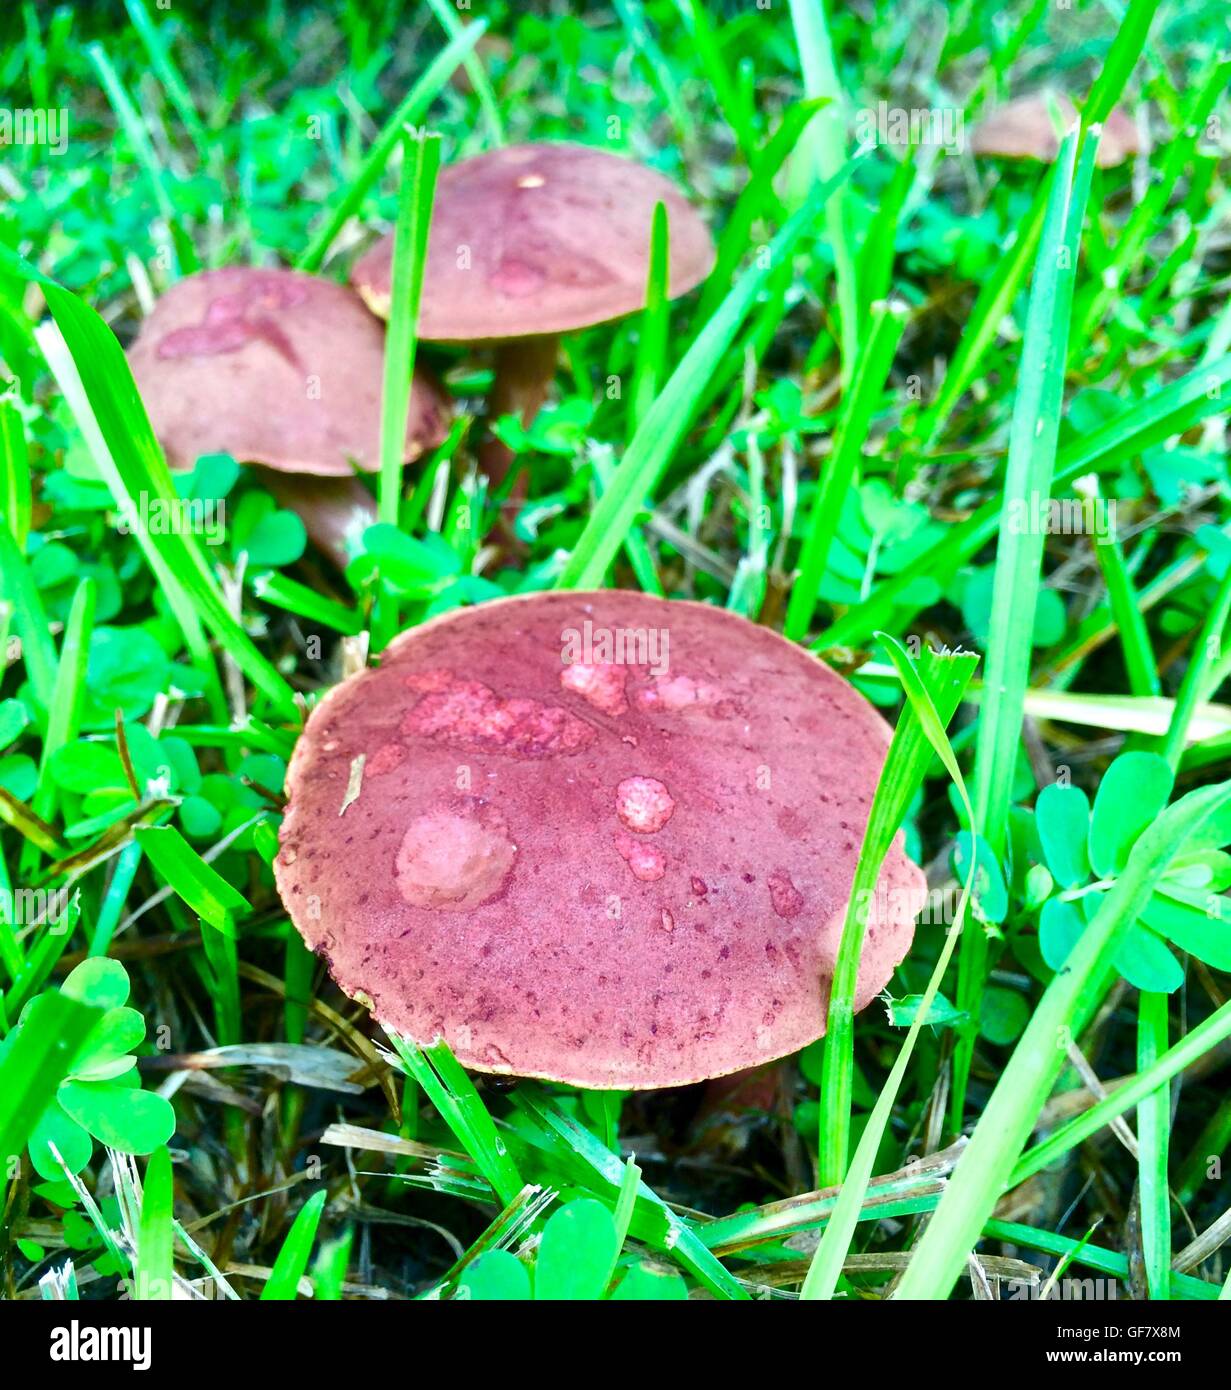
[21,271,295,718]
[388,1034,523,1207]
[378,130,441,527]
[0,389,31,548]
[123,0,210,165]
[1137,991,1171,1299]
[784,299,908,641]
[804,639,979,1297]
[134,1146,174,1300]
[787,0,859,380]
[955,125,1098,1124]
[0,991,101,1164]
[1092,513,1160,697]
[260,1190,327,1300]
[693,98,829,327]
[0,525,57,708]
[133,825,249,934]
[816,637,978,1188]
[296,21,486,273]
[423,0,503,146]
[1157,563,1231,769]
[31,577,95,825]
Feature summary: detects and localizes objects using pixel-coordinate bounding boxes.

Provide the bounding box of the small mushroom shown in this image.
[127,267,449,567]
[970,92,1140,168]
[351,143,715,488]
[274,591,925,1090]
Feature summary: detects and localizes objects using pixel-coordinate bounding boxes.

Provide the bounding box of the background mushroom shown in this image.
[127,266,449,568]
[351,142,715,490]
[274,591,924,1090]
[970,92,1140,167]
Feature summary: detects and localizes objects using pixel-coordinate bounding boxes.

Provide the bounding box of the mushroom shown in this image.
[970,92,1140,167]
[274,591,925,1090]
[127,266,449,568]
[351,143,715,489]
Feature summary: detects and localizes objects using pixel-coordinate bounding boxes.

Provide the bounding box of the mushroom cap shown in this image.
[127,267,449,478]
[351,143,716,341]
[275,592,925,1090]
[970,93,1139,168]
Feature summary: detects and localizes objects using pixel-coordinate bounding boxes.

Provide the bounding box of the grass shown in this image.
[0,0,1229,1307]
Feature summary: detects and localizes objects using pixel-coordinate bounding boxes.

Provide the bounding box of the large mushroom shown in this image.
[274,591,924,1090]
[970,92,1140,167]
[127,266,450,568]
[351,143,715,489]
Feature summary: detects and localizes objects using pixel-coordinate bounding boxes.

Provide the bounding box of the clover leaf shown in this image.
[1033,751,1231,993]
[0,958,175,1180]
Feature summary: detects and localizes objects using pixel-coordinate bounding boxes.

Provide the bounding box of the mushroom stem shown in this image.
[479,333,559,495]
[260,470,376,571]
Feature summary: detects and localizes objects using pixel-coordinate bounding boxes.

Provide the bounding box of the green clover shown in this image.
[0,958,176,1180]
[1033,750,1231,992]
[455,1198,686,1302]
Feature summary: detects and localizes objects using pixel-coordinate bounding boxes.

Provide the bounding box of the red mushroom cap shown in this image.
[351,143,716,341]
[970,93,1140,168]
[127,267,448,477]
[274,592,925,1089]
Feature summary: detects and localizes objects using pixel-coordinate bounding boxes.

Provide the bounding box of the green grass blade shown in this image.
[1137,991,1171,1300]
[424,0,503,146]
[133,825,249,933]
[784,299,907,641]
[32,577,95,825]
[261,1189,327,1300]
[0,992,101,1165]
[1157,563,1231,769]
[787,0,859,377]
[816,639,978,1187]
[693,98,829,327]
[804,639,979,1298]
[0,390,31,548]
[388,1034,523,1206]
[0,525,57,707]
[378,130,441,526]
[954,126,1098,1120]
[134,1146,174,1300]
[1093,517,1160,697]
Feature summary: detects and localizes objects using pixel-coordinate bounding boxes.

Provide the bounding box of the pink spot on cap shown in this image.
[402,677,596,759]
[613,832,666,882]
[560,662,628,716]
[633,674,733,716]
[615,776,675,834]
[767,868,805,920]
[157,274,309,368]
[395,807,516,911]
